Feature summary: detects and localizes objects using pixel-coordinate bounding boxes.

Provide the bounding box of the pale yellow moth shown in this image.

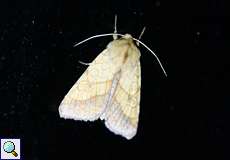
[59,16,167,140]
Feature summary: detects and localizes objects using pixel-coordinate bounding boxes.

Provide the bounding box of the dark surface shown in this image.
[0,0,229,159]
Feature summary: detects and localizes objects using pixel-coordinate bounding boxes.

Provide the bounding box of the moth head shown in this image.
[123,34,133,40]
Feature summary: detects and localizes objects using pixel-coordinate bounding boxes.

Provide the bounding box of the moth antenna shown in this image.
[136,27,146,46]
[73,33,167,77]
[133,37,167,77]
[78,60,91,66]
[113,15,118,40]
[73,33,123,47]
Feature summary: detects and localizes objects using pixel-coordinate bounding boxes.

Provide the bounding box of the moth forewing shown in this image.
[59,35,141,139]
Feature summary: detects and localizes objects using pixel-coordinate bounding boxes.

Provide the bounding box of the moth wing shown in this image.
[59,48,121,121]
[101,60,141,139]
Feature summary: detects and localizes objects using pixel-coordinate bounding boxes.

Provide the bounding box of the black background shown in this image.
[0,0,229,159]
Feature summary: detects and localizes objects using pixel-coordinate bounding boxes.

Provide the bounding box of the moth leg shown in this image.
[78,60,92,66]
[136,27,146,46]
[113,14,118,40]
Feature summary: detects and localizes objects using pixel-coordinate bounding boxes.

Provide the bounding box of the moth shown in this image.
[59,16,167,140]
